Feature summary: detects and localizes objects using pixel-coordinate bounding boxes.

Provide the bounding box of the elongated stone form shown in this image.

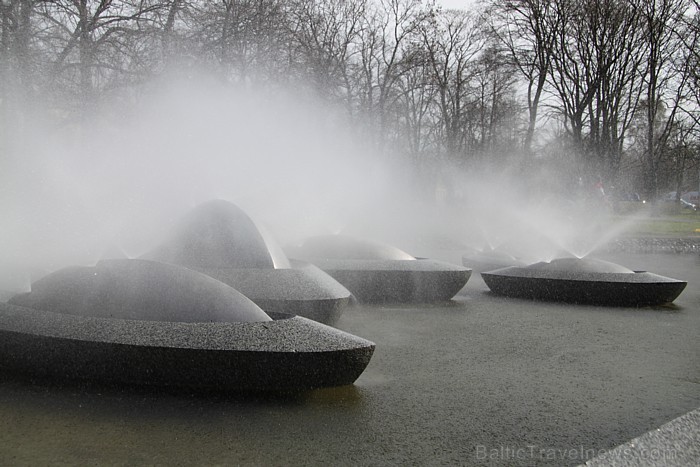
[291,235,471,303]
[481,257,687,306]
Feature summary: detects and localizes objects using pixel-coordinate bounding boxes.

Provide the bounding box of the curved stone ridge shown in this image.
[0,304,375,392]
[310,258,471,303]
[142,202,352,324]
[143,199,290,269]
[462,248,526,273]
[196,259,352,324]
[298,235,416,261]
[291,235,471,303]
[482,258,687,306]
[9,259,272,323]
[528,257,634,274]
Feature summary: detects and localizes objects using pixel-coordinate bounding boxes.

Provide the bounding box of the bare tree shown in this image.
[586,0,646,181]
[33,0,163,112]
[638,0,693,199]
[544,0,650,185]
[486,0,559,155]
[0,0,38,141]
[287,0,367,116]
[159,0,186,63]
[0,0,35,87]
[1,0,696,196]
[190,0,288,84]
[686,16,699,103]
[471,44,519,158]
[354,0,426,151]
[419,8,484,161]
[547,0,599,170]
[393,45,436,167]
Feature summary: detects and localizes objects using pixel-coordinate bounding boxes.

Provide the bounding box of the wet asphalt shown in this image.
[0,251,698,466]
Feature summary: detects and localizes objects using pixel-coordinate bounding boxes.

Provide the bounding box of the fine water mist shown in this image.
[1,76,385,271]
[0,72,641,293]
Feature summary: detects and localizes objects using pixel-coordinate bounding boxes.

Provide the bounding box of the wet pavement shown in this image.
[0,251,698,466]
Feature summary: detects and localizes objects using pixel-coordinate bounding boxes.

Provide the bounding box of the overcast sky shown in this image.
[438,0,475,11]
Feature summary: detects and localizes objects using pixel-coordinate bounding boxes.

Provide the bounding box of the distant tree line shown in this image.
[1,0,698,200]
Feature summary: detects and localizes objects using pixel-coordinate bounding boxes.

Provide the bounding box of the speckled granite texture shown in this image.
[584,408,700,466]
[0,304,375,392]
[192,260,352,325]
[290,234,471,303]
[482,266,686,306]
[142,201,353,324]
[8,259,272,323]
[309,258,471,303]
[0,251,697,465]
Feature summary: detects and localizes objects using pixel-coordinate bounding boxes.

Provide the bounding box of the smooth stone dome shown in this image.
[196,259,354,324]
[528,257,634,274]
[462,248,526,273]
[143,199,290,269]
[290,234,471,303]
[9,259,272,323]
[298,235,416,261]
[141,201,353,324]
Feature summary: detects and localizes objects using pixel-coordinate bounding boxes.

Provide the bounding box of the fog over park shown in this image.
[0,0,699,273]
[0,5,699,465]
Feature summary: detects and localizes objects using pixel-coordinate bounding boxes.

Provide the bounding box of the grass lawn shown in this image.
[611,203,700,237]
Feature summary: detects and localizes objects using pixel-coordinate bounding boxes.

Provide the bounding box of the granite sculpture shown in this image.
[142,200,353,324]
[289,234,471,303]
[3,259,374,392]
[481,257,687,306]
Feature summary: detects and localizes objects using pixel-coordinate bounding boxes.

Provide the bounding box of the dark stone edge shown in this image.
[482,269,686,284]
[481,274,687,307]
[0,303,375,392]
[322,268,472,304]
